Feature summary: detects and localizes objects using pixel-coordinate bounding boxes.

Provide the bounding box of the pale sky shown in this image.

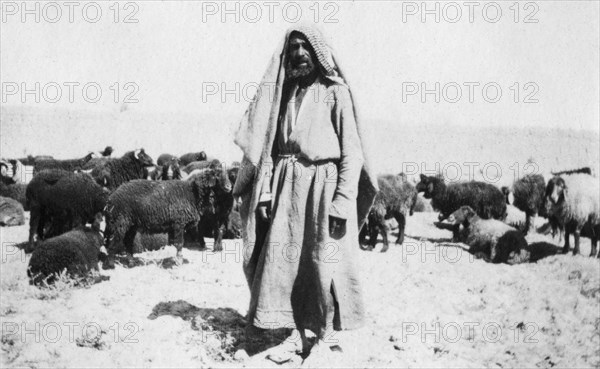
[1,1,599,133]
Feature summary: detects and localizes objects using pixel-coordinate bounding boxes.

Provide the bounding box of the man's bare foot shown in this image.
[301,340,343,367]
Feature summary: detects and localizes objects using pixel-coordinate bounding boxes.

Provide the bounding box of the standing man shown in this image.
[233,25,378,360]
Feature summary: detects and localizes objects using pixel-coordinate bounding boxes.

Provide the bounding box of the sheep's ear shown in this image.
[420,174,427,181]
[427,183,434,193]
[507,192,514,205]
[134,149,143,159]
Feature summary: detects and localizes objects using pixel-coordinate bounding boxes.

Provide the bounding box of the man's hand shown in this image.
[329,216,346,239]
[257,201,271,222]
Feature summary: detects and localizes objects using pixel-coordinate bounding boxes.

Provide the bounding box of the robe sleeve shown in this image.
[329,85,364,219]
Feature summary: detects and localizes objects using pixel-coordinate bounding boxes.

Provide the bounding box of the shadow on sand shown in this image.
[525,242,563,262]
[147,300,294,356]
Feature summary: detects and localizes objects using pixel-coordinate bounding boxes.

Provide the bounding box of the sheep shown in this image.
[360,173,417,252]
[27,228,108,286]
[448,205,529,264]
[17,155,53,166]
[223,209,242,239]
[179,151,207,166]
[544,173,600,257]
[0,182,27,210]
[359,201,388,251]
[90,149,154,191]
[182,158,221,175]
[81,157,110,171]
[1,160,28,210]
[416,174,507,240]
[33,152,95,173]
[103,167,232,268]
[157,153,177,167]
[0,196,25,226]
[152,158,182,180]
[504,174,546,234]
[26,169,109,248]
[184,165,235,250]
[100,146,113,157]
[1,159,24,184]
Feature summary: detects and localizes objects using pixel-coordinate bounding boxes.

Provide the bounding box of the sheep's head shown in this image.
[101,146,113,157]
[133,148,154,167]
[82,152,95,163]
[447,206,477,225]
[196,152,208,161]
[416,174,442,199]
[154,158,181,180]
[166,159,182,180]
[545,176,566,205]
[191,166,232,215]
[227,167,239,186]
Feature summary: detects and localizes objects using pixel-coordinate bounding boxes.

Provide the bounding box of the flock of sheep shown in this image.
[0,148,240,284]
[0,147,599,287]
[359,168,599,263]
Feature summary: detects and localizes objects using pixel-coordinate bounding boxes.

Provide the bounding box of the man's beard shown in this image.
[285,58,317,81]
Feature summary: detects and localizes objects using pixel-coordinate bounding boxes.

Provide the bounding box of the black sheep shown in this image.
[179,152,207,166]
[223,209,242,239]
[81,157,110,171]
[17,155,53,166]
[448,206,529,264]
[16,155,36,166]
[152,158,182,180]
[0,196,25,226]
[26,170,109,248]
[508,174,546,234]
[100,146,113,157]
[0,182,28,210]
[416,174,507,240]
[157,153,177,167]
[91,149,154,191]
[182,159,221,175]
[33,153,95,174]
[359,201,388,251]
[27,228,108,286]
[1,159,22,184]
[104,167,232,268]
[1,160,28,210]
[361,173,417,252]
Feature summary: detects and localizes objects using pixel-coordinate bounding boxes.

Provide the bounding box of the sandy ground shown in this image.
[1,211,599,368]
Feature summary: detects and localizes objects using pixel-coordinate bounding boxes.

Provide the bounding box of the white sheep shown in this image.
[545,173,600,257]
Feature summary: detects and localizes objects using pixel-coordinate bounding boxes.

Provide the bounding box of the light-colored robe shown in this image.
[246,76,366,332]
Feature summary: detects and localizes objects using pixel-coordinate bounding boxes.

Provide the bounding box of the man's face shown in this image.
[286,33,316,80]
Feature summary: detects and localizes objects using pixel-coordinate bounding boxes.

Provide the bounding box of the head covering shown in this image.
[233,25,378,239]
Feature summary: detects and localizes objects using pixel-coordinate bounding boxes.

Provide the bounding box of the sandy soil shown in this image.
[1,210,599,368]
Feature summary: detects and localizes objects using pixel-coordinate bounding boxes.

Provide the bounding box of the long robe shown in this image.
[245,76,365,332]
